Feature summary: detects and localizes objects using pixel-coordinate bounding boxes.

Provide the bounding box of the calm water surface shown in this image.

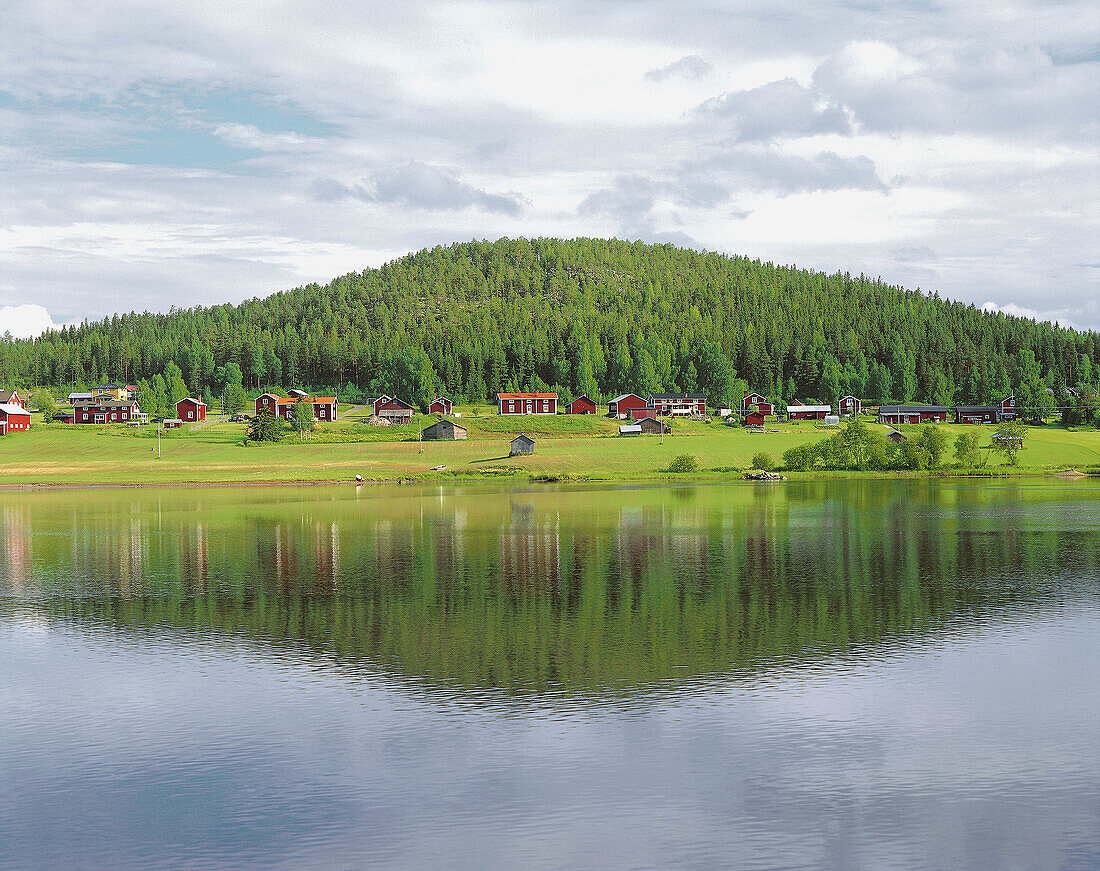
[1,480,1098,871]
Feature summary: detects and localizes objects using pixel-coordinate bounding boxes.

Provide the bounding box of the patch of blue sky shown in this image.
[71,127,251,168]
[32,86,335,168]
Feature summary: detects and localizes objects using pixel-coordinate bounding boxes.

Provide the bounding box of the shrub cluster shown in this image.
[781,419,951,472]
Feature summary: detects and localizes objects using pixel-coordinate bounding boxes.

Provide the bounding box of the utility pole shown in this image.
[419,419,423,453]
[157,427,161,459]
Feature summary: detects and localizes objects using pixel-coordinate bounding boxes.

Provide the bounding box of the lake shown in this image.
[1,480,1098,871]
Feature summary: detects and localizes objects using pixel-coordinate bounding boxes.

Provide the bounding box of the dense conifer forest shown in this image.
[3,237,1098,417]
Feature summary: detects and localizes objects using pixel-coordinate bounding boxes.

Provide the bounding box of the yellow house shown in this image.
[92,383,128,401]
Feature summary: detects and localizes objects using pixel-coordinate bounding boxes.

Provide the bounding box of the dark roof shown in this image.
[424,420,466,434]
[879,405,947,414]
[567,394,595,404]
[649,393,706,400]
[511,434,535,445]
[955,405,998,414]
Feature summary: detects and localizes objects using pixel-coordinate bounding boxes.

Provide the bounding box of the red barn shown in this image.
[787,404,831,421]
[741,392,773,415]
[608,393,648,418]
[0,402,31,434]
[630,406,656,420]
[176,397,206,422]
[0,389,25,409]
[564,394,597,414]
[428,396,453,415]
[497,392,557,415]
[878,405,948,425]
[838,395,862,416]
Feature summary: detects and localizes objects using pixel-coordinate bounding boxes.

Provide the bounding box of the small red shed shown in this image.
[176,397,206,422]
[744,411,765,427]
[565,394,597,414]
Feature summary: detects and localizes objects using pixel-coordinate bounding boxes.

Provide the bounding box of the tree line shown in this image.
[3,237,1098,418]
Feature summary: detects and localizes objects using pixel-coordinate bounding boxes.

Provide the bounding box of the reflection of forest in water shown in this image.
[3,482,1098,693]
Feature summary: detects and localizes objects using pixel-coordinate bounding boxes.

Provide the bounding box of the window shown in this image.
[187,412,193,419]
[263,397,270,404]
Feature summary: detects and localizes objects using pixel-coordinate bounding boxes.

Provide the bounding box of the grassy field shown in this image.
[0,404,1098,486]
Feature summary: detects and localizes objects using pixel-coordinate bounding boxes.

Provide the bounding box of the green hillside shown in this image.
[4,238,1098,416]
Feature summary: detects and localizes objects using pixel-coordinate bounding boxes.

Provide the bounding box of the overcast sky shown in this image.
[1,0,1097,337]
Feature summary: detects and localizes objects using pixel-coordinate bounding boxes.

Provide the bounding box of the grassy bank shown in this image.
[0,405,1098,486]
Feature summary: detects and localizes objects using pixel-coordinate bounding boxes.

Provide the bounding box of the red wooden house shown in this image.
[497,392,557,415]
[176,397,206,422]
[428,396,453,415]
[0,389,25,409]
[608,393,648,418]
[741,392,773,415]
[999,394,1017,420]
[648,393,707,416]
[838,395,862,416]
[374,396,413,424]
[0,402,31,435]
[564,394,597,414]
[257,392,338,421]
[73,399,142,424]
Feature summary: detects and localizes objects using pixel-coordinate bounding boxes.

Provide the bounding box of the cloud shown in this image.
[892,245,937,262]
[210,123,317,152]
[697,78,851,142]
[0,304,61,339]
[0,0,1095,327]
[644,55,712,83]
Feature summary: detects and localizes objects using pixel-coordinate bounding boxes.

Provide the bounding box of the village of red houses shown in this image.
[0,381,1022,445]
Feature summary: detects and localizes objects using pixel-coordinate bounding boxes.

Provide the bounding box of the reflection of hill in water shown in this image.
[6,481,1099,694]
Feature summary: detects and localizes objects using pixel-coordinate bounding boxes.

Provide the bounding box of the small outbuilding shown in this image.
[176,397,206,422]
[428,396,454,415]
[787,404,831,421]
[163,418,183,429]
[510,434,536,456]
[564,394,597,415]
[838,395,862,416]
[636,416,671,435]
[744,411,765,427]
[423,419,467,440]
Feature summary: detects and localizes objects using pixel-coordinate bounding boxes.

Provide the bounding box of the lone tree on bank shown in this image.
[291,398,315,440]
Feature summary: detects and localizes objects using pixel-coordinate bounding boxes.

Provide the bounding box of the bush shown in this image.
[751,451,775,471]
[667,454,699,473]
[782,444,818,472]
[246,408,284,442]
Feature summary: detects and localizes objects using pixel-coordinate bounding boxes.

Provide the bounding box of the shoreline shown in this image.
[0,467,1094,492]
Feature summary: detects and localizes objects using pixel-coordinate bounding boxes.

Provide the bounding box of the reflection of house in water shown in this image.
[499,501,561,594]
[256,520,341,593]
[1,505,31,593]
[178,521,208,591]
[615,504,711,594]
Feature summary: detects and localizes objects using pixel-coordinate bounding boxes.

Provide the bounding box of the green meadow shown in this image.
[0,404,1098,486]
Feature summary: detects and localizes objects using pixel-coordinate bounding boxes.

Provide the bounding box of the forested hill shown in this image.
[5,237,1099,411]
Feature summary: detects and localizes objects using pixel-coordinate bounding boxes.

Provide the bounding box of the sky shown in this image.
[0,0,1097,338]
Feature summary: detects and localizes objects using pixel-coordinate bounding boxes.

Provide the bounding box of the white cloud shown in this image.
[0,0,1095,327]
[0,304,61,339]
